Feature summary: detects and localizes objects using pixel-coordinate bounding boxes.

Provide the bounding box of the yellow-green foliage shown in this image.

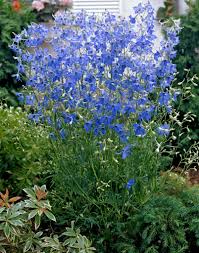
[159,171,188,194]
[0,106,53,193]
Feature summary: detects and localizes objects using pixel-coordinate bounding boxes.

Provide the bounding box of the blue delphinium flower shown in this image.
[126,179,136,190]
[121,145,132,159]
[138,109,152,122]
[84,121,93,133]
[157,124,170,136]
[129,15,136,24]
[133,123,146,137]
[158,92,170,106]
[60,129,66,139]
[16,92,24,103]
[25,95,35,106]
[49,132,56,141]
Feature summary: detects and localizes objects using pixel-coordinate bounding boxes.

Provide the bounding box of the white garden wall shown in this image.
[73,0,188,16]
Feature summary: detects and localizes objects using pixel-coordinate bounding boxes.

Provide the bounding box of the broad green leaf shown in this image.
[43,236,61,250]
[62,228,77,237]
[9,219,24,227]
[35,231,43,238]
[0,208,5,214]
[23,188,36,199]
[24,200,38,209]
[44,211,56,222]
[28,209,38,220]
[63,237,77,246]
[0,246,6,253]
[3,222,11,238]
[0,216,6,222]
[23,239,32,252]
[10,210,26,219]
[35,215,41,230]
[40,185,47,192]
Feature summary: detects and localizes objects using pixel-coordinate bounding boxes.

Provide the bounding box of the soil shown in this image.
[173,167,199,185]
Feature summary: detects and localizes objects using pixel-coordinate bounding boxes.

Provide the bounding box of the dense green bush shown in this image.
[131,195,188,253]
[127,173,199,253]
[0,106,54,193]
[0,0,35,106]
[157,1,199,157]
[173,0,199,152]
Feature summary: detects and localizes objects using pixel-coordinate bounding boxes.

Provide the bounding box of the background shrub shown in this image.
[157,0,199,160]
[127,173,199,253]
[130,194,188,253]
[0,106,54,193]
[0,0,35,106]
[173,0,199,150]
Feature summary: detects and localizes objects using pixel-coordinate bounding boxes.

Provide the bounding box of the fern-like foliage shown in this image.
[129,195,188,253]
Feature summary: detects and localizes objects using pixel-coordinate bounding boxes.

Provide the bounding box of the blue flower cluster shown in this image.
[12,3,179,157]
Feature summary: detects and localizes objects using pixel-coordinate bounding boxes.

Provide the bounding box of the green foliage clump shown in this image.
[157,1,199,157]
[127,174,199,253]
[0,106,53,193]
[175,0,199,81]
[130,195,188,253]
[173,0,199,151]
[0,0,35,106]
[0,185,95,253]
